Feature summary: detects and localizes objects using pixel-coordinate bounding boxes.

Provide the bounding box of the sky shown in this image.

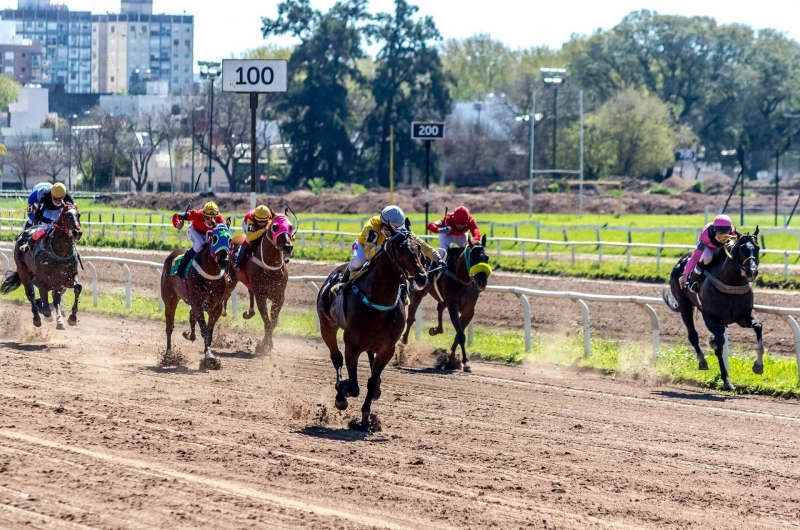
[62,0,800,68]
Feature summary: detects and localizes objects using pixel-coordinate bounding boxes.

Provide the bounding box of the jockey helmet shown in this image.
[202,201,220,218]
[380,205,405,230]
[254,205,271,223]
[453,206,471,225]
[713,214,733,233]
[51,183,67,200]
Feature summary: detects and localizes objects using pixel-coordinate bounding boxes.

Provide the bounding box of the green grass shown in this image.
[2,284,797,397]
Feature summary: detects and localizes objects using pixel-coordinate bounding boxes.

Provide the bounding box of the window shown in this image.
[184,40,190,47]
[186,27,191,33]
[4,66,13,75]
[130,25,136,32]
[110,76,114,82]
[111,26,115,33]
[21,53,26,58]
[184,53,189,59]
[173,53,177,58]
[21,67,25,73]
[184,66,189,73]
[4,52,14,62]
[173,39,178,46]
[173,64,178,71]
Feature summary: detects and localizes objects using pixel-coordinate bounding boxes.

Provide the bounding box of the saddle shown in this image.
[169,253,192,279]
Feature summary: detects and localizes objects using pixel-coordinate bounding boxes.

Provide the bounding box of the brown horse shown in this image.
[160,223,232,367]
[402,235,491,372]
[1,204,83,330]
[316,221,428,430]
[224,210,295,353]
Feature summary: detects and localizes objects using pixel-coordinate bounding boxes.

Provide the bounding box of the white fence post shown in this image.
[155,268,163,313]
[88,261,98,307]
[722,328,730,373]
[779,315,800,381]
[415,304,422,341]
[467,320,474,346]
[309,282,321,332]
[573,298,591,358]
[638,303,660,362]
[515,292,532,352]
[0,251,8,273]
[122,263,131,309]
[231,284,239,319]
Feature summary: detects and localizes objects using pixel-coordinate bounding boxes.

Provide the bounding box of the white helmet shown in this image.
[380,205,405,230]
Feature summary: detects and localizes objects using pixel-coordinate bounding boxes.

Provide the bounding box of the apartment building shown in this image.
[0,20,44,84]
[0,0,93,93]
[92,0,194,96]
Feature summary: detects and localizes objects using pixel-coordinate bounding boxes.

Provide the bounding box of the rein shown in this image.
[351,231,415,312]
[703,270,752,294]
[42,208,79,261]
[251,235,285,271]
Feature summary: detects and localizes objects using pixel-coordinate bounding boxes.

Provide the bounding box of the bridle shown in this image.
[383,230,423,281]
[53,205,80,236]
[725,235,760,275]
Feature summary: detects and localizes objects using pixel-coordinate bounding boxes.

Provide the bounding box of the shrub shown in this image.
[647,185,673,196]
[690,181,703,193]
[547,182,560,193]
[307,177,326,196]
[350,183,367,195]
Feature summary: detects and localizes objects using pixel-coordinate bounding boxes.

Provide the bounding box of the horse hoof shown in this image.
[752,362,764,375]
[67,316,77,326]
[182,331,195,341]
[722,380,736,392]
[56,322,65,331]
[698,358,709,371]
[428,327,442,336]
[348,414,381,432]
[32,318,41,328]
[463,363,472,373]
[221,309,227,317]
[243,311,254,320]
[348,385,360,398]
[372,387,382,402]
[335,397,348,411]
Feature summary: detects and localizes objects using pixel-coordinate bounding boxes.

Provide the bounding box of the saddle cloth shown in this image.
[169,253,191,278]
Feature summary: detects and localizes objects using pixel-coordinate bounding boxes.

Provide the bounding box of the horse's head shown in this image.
[269,210,295,257]
[208,223,232,269]
[727,227,760,282]
[464,234,492,292]
[58,204,82,242]
[386,219,427,291]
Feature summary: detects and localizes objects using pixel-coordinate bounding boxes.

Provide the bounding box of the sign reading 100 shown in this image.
[221,60,288,93]
[411,121,445,140]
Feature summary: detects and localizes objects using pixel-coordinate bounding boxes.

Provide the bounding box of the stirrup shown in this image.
[19,243,29,253]
[331,282,346,296]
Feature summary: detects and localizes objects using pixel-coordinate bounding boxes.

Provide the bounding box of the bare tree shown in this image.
[39,141,70,184]
[119,111,167,192]
[4,136,43,188]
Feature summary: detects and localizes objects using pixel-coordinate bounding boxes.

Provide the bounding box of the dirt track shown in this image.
[1,307,800,528]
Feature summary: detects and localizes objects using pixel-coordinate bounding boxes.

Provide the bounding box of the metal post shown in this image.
[231,285,238,318]
[528,90,536,216]
[740,167,745,227]
[389,125,394,204]
[309,282,321,332]
[574,299,591,358]
[467,321,474,347]
[775,150,779,227]
[207,76,215,193]
[778,314,800,381]
[88,262,98,307]
[425,140,431,233]
[122,264,131,310]
[551,87,558,171]
[155,268,163,313]
[578,90,584,217]
[415,304,422,341]
[250,93,258,210]
[191,109,195,191]
[722,328,730,373]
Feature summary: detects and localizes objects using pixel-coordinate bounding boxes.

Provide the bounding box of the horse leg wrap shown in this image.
[73,283,83,295]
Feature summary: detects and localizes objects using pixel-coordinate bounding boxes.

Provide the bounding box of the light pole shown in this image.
[541,68,566,172]
[67,114,77,191]
[199,61,220,193]
[189,105,204,193]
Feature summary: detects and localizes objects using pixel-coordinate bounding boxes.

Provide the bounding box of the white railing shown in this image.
[1,248,799,380]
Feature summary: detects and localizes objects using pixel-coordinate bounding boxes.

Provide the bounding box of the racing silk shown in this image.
[172,209,224,234]
[356,215,438,261]
[27,182,52,223]
[242,209,273,243]
[427,213,481,242]
[33,189,74,226]
[683,222,738,275]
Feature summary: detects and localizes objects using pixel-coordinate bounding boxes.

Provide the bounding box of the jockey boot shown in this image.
[400,281,410,307]
[331,269,351,296]
[687,267,704,293]
[177,248,197,277]
[235,243,250,269]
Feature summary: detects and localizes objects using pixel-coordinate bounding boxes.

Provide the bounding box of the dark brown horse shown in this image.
[663,230,762,390]
[161,223,232,367]
[402,235,491,372]
[1,204,83,330]
[224,211,295,353]
[316,221,428,430]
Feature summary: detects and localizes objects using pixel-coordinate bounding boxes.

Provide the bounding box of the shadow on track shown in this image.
[651,389,735,402]
[0,341,49,352]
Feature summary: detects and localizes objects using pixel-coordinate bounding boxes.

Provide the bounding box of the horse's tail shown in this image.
[661,288,680,312]
[0,270,21,295]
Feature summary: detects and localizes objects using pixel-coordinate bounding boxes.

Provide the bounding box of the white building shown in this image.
[9,86,53,129]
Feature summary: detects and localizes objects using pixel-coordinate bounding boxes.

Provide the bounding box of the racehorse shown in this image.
[402,235,492,372]
[663,229,762,391]
[224,209,296,353]
[1,204,83,330]
[316,220,428,430]
[161,223,232,367]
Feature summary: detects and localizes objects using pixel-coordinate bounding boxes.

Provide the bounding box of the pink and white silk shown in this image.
[682,222,737,276]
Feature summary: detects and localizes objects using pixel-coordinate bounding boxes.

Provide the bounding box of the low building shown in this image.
[9,85,53,129]
[98,93,178,118]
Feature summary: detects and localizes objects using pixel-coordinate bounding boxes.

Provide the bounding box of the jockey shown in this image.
[172,201,224,277]
[332,205,440,294]
[20,183,74,252]
[235,204,274,269]
[680,214,738,293]
[427,205,481,249]
[26,182,53,229]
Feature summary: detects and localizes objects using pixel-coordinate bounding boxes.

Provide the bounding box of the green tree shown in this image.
[0,75,20,112]
[561,89,688,179]
[364,0,452,187]
[242,44,294,61]
[262,0,369,188]
[440,34,516,102]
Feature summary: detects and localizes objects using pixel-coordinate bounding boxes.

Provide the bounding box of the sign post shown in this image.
[222,59,287,209]
[411,121,445,233]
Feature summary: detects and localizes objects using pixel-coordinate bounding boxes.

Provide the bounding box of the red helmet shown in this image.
[452,206,470,225]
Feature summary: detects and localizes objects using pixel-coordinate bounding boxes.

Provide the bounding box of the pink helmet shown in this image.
[713,214,733,232]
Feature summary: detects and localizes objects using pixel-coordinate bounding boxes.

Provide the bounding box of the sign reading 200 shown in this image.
[411,121,445,140]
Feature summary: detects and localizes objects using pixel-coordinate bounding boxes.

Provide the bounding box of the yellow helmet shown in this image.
[51,183,67,199]
[254,205,271,222]
[202,201,219,218]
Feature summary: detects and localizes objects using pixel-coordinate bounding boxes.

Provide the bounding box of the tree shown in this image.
[560,89,690,179]
[0,75,20,112]
[262,0,370,187]
[363,0,452,187]
[39,141,70,184]
[119,111,167,192]
[440,34,516,102]
[4,136,42,188]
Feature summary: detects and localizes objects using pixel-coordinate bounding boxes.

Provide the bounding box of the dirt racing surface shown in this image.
[1,307,800,529]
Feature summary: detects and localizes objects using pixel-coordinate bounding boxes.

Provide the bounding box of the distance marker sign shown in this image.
[411,121,445,140]
[221,60,287,93]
